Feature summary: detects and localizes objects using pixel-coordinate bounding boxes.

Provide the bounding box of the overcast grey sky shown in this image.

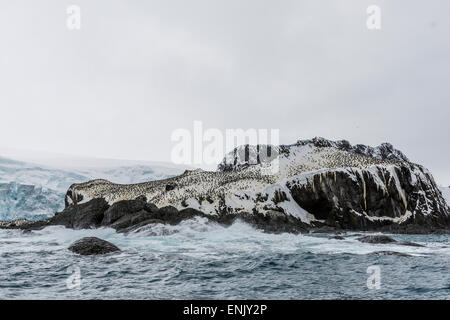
[0,0,449,185]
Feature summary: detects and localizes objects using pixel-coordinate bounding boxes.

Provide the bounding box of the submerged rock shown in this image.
[0,218,50,230]
[309,226,339,234]
[371,251,411,257]
[68,237,120,255]
[357,235,397,244]
[356,235,424,247]
[398,241,425,247]
[329,235,345,240]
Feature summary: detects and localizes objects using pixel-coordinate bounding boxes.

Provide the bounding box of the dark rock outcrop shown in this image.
[0,218,50,231]
[101,197,151,227]
[371,251,411,257]
[219,210,310,234]
[357,235,397,244]
[398,241,424,247]
[1,197,310,234]
[357,235,424,247]
[329,235,345,240]
[68,237,120,255]
[51,198,109,229]
[286,164,449,231]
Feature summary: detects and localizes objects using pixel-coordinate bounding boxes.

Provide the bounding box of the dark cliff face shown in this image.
[216,138,448,230]
[285,165,449,230]
[211,137,449,231]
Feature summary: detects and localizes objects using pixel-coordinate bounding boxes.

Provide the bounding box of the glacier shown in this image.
[0,156,185,221]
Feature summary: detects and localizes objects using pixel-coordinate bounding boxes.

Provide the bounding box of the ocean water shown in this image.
[0,218,449,300]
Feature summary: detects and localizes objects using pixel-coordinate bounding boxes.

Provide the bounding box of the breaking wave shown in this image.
[1,219,449,299]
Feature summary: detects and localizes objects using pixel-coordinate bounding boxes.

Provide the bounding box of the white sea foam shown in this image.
[1,221,449,300]
[2,219,445,259]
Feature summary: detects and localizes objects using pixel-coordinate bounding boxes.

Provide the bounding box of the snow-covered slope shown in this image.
[66,138,450,230]
[218,137,409,173]
[0,156,186,221]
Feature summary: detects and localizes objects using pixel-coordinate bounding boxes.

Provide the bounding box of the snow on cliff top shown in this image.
[218,137,410,182]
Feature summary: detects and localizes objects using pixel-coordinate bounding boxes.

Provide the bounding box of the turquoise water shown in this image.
[0,218,449,299]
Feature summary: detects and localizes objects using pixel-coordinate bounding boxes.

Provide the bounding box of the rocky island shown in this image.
[2,137,449,234]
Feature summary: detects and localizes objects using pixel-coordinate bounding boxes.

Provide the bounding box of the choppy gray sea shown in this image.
[0,218,449,299]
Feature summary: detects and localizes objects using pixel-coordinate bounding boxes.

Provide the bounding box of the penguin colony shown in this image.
[65,137,442,223]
